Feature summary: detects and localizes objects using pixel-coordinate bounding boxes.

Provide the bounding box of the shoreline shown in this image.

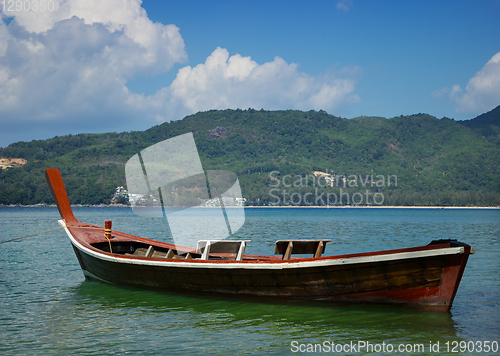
[246,205,500,209]
[1,204,498,209]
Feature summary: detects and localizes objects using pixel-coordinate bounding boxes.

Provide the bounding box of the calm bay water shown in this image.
[1,207,499,355]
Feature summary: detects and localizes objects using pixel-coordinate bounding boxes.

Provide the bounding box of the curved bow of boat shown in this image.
[45,168,80,225]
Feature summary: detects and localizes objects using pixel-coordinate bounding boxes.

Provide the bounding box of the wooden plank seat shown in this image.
[131,247,148,256]
[196,240,251,261]
[274,240,331,260]
[130,246,187,259]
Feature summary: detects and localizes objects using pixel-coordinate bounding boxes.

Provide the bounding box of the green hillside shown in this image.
[1,106,499,206]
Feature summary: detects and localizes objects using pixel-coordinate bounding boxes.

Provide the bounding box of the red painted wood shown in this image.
[45,168,79,225]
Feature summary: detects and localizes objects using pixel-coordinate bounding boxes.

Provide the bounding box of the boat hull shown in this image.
[45,167,472,312]
[64,222,470,312]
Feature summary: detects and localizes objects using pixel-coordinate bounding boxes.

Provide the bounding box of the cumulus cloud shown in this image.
[2,0,186,75]
[0,0,361,145]
[0,0,186,135]
[441,52,500,115]
[158,47,360,119]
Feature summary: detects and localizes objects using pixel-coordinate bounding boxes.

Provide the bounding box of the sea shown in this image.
[1,207,499,355]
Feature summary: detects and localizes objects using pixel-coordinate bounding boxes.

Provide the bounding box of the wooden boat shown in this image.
[45,168,474,312]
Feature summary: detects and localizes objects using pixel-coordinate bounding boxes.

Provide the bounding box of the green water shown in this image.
[1,207,499,355]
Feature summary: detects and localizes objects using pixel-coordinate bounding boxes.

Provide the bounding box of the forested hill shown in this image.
[1,106,499,206]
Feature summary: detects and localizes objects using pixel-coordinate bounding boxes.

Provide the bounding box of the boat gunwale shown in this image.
[60,220,466,270]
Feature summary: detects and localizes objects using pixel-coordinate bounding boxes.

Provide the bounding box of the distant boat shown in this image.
[46,168,474,312]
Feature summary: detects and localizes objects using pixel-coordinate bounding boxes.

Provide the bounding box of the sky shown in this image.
[1,0,499,147]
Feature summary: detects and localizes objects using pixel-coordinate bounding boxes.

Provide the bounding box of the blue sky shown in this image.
[1,0,499,147]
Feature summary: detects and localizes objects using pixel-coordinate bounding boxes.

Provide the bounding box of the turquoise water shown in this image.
[1,207,499,355]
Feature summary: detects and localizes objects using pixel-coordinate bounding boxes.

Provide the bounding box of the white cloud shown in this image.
[448,52,500,115]
[1,0,186,76]
[160,47,360,120]
[337,0,353,12]
[431,87,449,99]
[0,1,361,146]
[0,0,186,130]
